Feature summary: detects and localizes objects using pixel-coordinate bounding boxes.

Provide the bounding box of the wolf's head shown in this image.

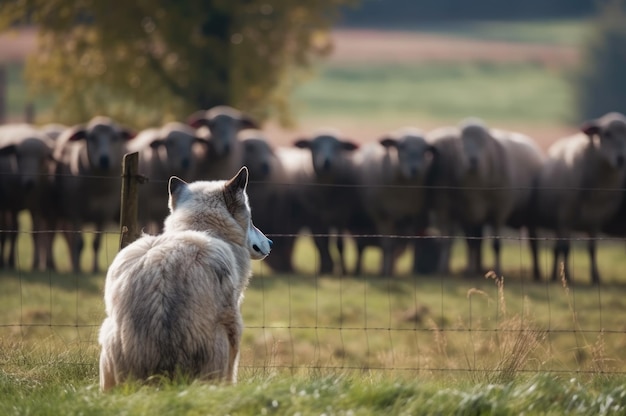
[165,167,272,259]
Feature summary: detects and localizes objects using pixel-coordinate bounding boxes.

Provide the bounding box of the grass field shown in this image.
[293,62,573,124]
[3,227,626,413]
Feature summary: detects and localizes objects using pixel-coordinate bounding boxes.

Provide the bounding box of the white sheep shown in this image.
[239,130,298,273]
[0,124,57,271]
[187,105,259,181]
[427,120,545,279]
[354,127,435,276]
[52,116,136,273]
[127,121,207,233]
[290,129,360,275]
[536,112,626,284]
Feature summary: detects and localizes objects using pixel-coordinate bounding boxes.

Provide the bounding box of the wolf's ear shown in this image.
[168,176,189,212]
[224,167,248,212]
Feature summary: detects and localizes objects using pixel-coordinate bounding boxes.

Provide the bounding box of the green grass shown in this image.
[3,217,626,412]
[293,62,574,124]
[3,362,626,415]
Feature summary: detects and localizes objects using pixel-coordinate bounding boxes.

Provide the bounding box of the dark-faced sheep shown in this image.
[536,112,626,284]
[240,131,299,273]
[127,122,206,233]
[0,124,57,271]
[292,129,360,275]
[355,127,436,276]
[187,105,259,181]
[52,116,135,273]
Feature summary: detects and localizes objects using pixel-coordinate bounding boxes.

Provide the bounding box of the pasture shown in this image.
[3,18,626,413]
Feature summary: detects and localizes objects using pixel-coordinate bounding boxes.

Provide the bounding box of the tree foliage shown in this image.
[574,0,626,120]
[0,0,353,127]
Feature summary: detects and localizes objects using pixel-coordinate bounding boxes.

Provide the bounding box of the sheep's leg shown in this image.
[92,224,102,274]
[528,227,541,282]
[588,234,600,285]
[7,210,18,269]
[464,224,482,276]
[31,211,43,271]
[30,211,55,272]
[436,223,455,275]
[0,211,7,268]
[336,233,347,276]
[63,226,83,274]
[492,235,502,277]
[353,236,368,276]
[552,237,570,282]
[264,235,295,273]
[436,236,453,275]
[312,230,334,275]
[381,236,395,277]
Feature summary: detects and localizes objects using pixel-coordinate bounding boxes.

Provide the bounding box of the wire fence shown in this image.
[1,168,626,378]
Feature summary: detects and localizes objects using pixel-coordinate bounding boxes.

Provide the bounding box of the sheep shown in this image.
[424,126,463,275]
[127,122,207,233]
[52,116,135,273]
[427,120,544,279]
[0,124,57,271]
[354,127,436,276]
[292,129,361,275]
[536,112,626,284]
[239,130,299,273]
[187,105,259,180]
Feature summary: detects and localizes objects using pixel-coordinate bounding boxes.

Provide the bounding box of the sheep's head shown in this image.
[150,122,203,176]
[380,128,434,180]
[294,130,358,177]
[460,119,491,174]
[241,132,274,181]
[582,112,626,170]
[66,116,135,172]
[187,106,258,158]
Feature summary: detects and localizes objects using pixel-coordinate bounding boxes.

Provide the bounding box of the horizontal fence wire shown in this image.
[1,169,626,378]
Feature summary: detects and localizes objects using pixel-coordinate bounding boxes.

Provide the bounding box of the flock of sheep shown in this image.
[1,106,625,284]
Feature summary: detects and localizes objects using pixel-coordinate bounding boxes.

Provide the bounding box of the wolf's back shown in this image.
[104,231,237,381]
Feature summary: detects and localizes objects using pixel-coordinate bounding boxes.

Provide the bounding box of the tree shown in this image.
[574,0,626,120]
[0,0,354,127]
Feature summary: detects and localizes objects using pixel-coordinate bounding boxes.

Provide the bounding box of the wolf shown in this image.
[98,166,272,391]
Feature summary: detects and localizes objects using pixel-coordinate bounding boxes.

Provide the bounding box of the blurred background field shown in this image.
[0,18,590,146]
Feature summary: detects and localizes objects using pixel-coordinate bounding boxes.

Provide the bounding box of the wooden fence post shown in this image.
[119,152,144,250]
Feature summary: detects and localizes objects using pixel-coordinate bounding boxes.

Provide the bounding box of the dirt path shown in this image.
[329,29,579,68]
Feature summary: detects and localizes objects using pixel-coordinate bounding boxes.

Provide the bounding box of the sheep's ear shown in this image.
[341,140,359,151]
[379,137,398,148]
[293,139,311,149]
[187,110,210,128]
[0,144,16,156]
[427,145,438,157]
[121,128,136,140]
[239,115,259,130]
[168,176,189,211]
[67,126,88,142]
[581,121,600,138]
[149,139,165,149]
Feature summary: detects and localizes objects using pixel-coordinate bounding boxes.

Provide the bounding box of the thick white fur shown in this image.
[98,167,271,391]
